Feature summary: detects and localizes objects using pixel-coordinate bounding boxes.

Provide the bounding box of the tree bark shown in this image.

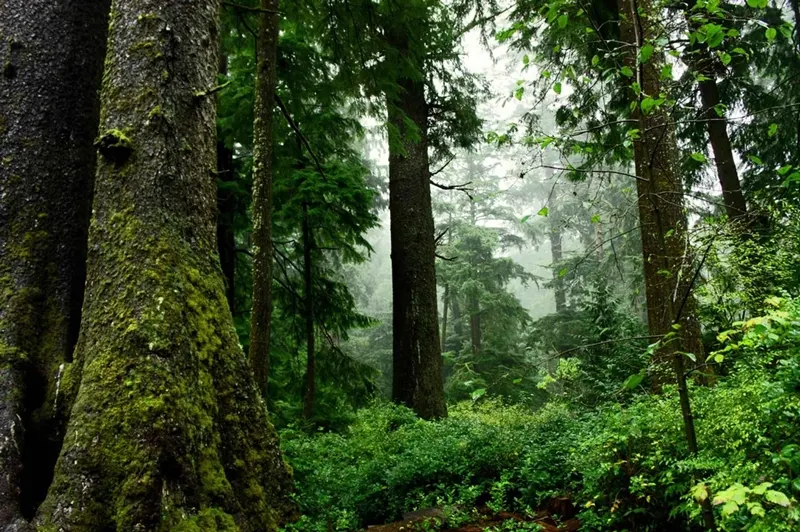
[302,202,315,420]
[617,0,705,388]
[0,0,110,526]
[249,0,280,397]
[33,1,296,528]
[385,26,447,419]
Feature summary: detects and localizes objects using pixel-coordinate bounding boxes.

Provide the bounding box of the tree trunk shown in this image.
[451,296,464,352]
[385,30,447,420]
[683,6,747,220]
[249,0,280,397]
[617,0,705,388]
[34,1,297,528]
[302,202,315,420]
[441,284,449,353]
[0,1,109,526]
[469,297,482,355]
[549,201,567,313]
[217,141,237,314]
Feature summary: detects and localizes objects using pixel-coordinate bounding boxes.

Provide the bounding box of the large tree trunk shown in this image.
[385,28,447,420]
[249,0,280,397]
[302,202,316,420]
[0,1,109,526]
[617,0,705,387]
[33,1,296,529]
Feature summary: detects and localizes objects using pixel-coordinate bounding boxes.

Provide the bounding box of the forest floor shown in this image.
[366,501,580,532]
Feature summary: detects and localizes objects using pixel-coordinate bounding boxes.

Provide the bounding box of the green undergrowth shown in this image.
[281,299,800,532]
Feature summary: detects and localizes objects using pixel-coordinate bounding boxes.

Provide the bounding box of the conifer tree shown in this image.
[33,1,296,528]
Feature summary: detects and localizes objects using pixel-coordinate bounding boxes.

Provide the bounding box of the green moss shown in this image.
[169,508,240,532]
[147,105,164,120]
[95,129,133,164]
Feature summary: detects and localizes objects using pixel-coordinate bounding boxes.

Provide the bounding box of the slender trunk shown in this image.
[35,1,296,528]
[549,200,566,313]
[302,202,315,420]
[452,296,464,343]
[385,28,446,420]
[469,296,482,355]
[217,141,237,314]
[441,285,449,353]
[617,1,714,528]
[0,1,109,525]
[683,7,747,220]
[249,0,280,396]
[617,0,704,388]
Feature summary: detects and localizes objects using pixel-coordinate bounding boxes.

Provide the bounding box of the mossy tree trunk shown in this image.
[217,141,237,314]
[385,27,447,421]
[617,0,705,388]
[33,0,296,529]
[248,0,280,397]
[0,1,109,527]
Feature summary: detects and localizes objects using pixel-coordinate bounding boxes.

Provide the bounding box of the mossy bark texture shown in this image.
[32,1,296,529]
[385,27,447,421]
[248,0,280,397]
[0,1,110,527]
[617,0,705,386]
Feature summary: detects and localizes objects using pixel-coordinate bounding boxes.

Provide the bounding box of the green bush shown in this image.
[281,300,800,532]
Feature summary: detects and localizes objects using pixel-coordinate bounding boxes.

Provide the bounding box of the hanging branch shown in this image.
[430,155,455,177]
[275,94,328,181]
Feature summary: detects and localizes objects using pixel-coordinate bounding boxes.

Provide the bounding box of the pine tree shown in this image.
[34,1,295,528]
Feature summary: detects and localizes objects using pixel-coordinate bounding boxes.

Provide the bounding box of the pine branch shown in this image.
[223,2,279,14]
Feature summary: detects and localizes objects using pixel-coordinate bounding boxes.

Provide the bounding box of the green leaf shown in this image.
[768,123,778,137]
[558,267,568,278]
[553,82,562,94]
[592,54,600,66]
[641,97,657,114]
[778,164,793,175]
[660,64,673,80]
[691,152,707,163]
[591,214,601,223]
[520,215,531,224]
[558,14,568,28]
[538,206,549,217]
[765,490,791,507]
[522,54,530,66]
[722,501,740,516]
[622,373,644,390]
[713,103,727,117]
[752,482,773,495]
[639,44,654,63]
[748,154,763,165]
[766,27,777,41]
[719,52,731,65]
[471,388,487,401]
[514,86,524,101]
[620,66,634,77]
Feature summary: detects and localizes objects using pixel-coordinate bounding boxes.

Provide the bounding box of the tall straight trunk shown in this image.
[249,0,280,396]
[34,1,296,528]
[217,141,237,314]
[617,0,704,387]
[441,284,449,353]
[549,201,567,313]
[385,31,447,420]
[302,202,316,420]
[0,1,109,525]
[469,297,482,355]
[684,6,747,220]
[452,296,464,343]
[617,1,714,528]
